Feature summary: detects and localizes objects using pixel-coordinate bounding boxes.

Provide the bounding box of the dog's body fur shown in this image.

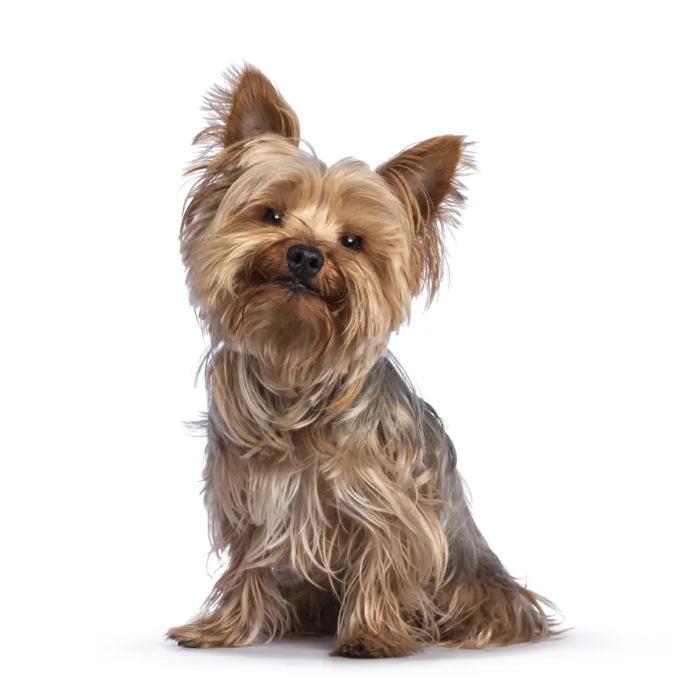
[168,65,556,657]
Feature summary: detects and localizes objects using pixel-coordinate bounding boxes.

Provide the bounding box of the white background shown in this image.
[2,1,695,694]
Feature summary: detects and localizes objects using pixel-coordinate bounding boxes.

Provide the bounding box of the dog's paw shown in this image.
[332,635,416,659]
[166,621,235,649]
[334,639,385,658]
[167,624,209,649]
[167,616,260,649]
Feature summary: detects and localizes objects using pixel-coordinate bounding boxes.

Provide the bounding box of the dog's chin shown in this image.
[228,282,337,370]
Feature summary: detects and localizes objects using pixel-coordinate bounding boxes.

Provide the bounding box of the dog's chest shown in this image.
[241,463,343,577]
[243,463,335,532]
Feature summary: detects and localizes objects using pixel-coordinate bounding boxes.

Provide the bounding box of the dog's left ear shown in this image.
[378,135,471,300]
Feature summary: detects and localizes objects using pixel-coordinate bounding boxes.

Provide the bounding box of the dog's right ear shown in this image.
[206,65,300,148]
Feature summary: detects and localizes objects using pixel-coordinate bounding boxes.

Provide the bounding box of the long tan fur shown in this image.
[168,64,558,658]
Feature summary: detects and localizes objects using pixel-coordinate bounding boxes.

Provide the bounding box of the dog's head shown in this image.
[181,66,472,381]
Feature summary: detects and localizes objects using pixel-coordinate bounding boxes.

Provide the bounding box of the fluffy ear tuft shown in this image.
[200,64,300,148]
[378,135,473,301]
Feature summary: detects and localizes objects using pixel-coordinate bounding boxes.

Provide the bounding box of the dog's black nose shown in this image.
[286,244,324,280]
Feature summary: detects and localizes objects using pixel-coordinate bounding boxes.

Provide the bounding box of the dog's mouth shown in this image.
[249,270,327,300]
[273,275,321,296]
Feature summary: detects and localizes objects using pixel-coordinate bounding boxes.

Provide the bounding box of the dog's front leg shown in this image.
[332,542,423,659]
[167,555,290,649]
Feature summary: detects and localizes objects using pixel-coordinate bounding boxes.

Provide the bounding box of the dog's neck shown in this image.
[204,342,386,456]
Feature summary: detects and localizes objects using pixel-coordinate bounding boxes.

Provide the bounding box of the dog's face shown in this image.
[182,67,471,380]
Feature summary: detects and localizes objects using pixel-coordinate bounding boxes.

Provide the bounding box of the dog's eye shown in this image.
[263,208,284,226]
[340,235,363,251]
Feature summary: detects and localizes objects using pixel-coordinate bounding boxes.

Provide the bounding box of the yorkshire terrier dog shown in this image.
[168,65,556,658]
